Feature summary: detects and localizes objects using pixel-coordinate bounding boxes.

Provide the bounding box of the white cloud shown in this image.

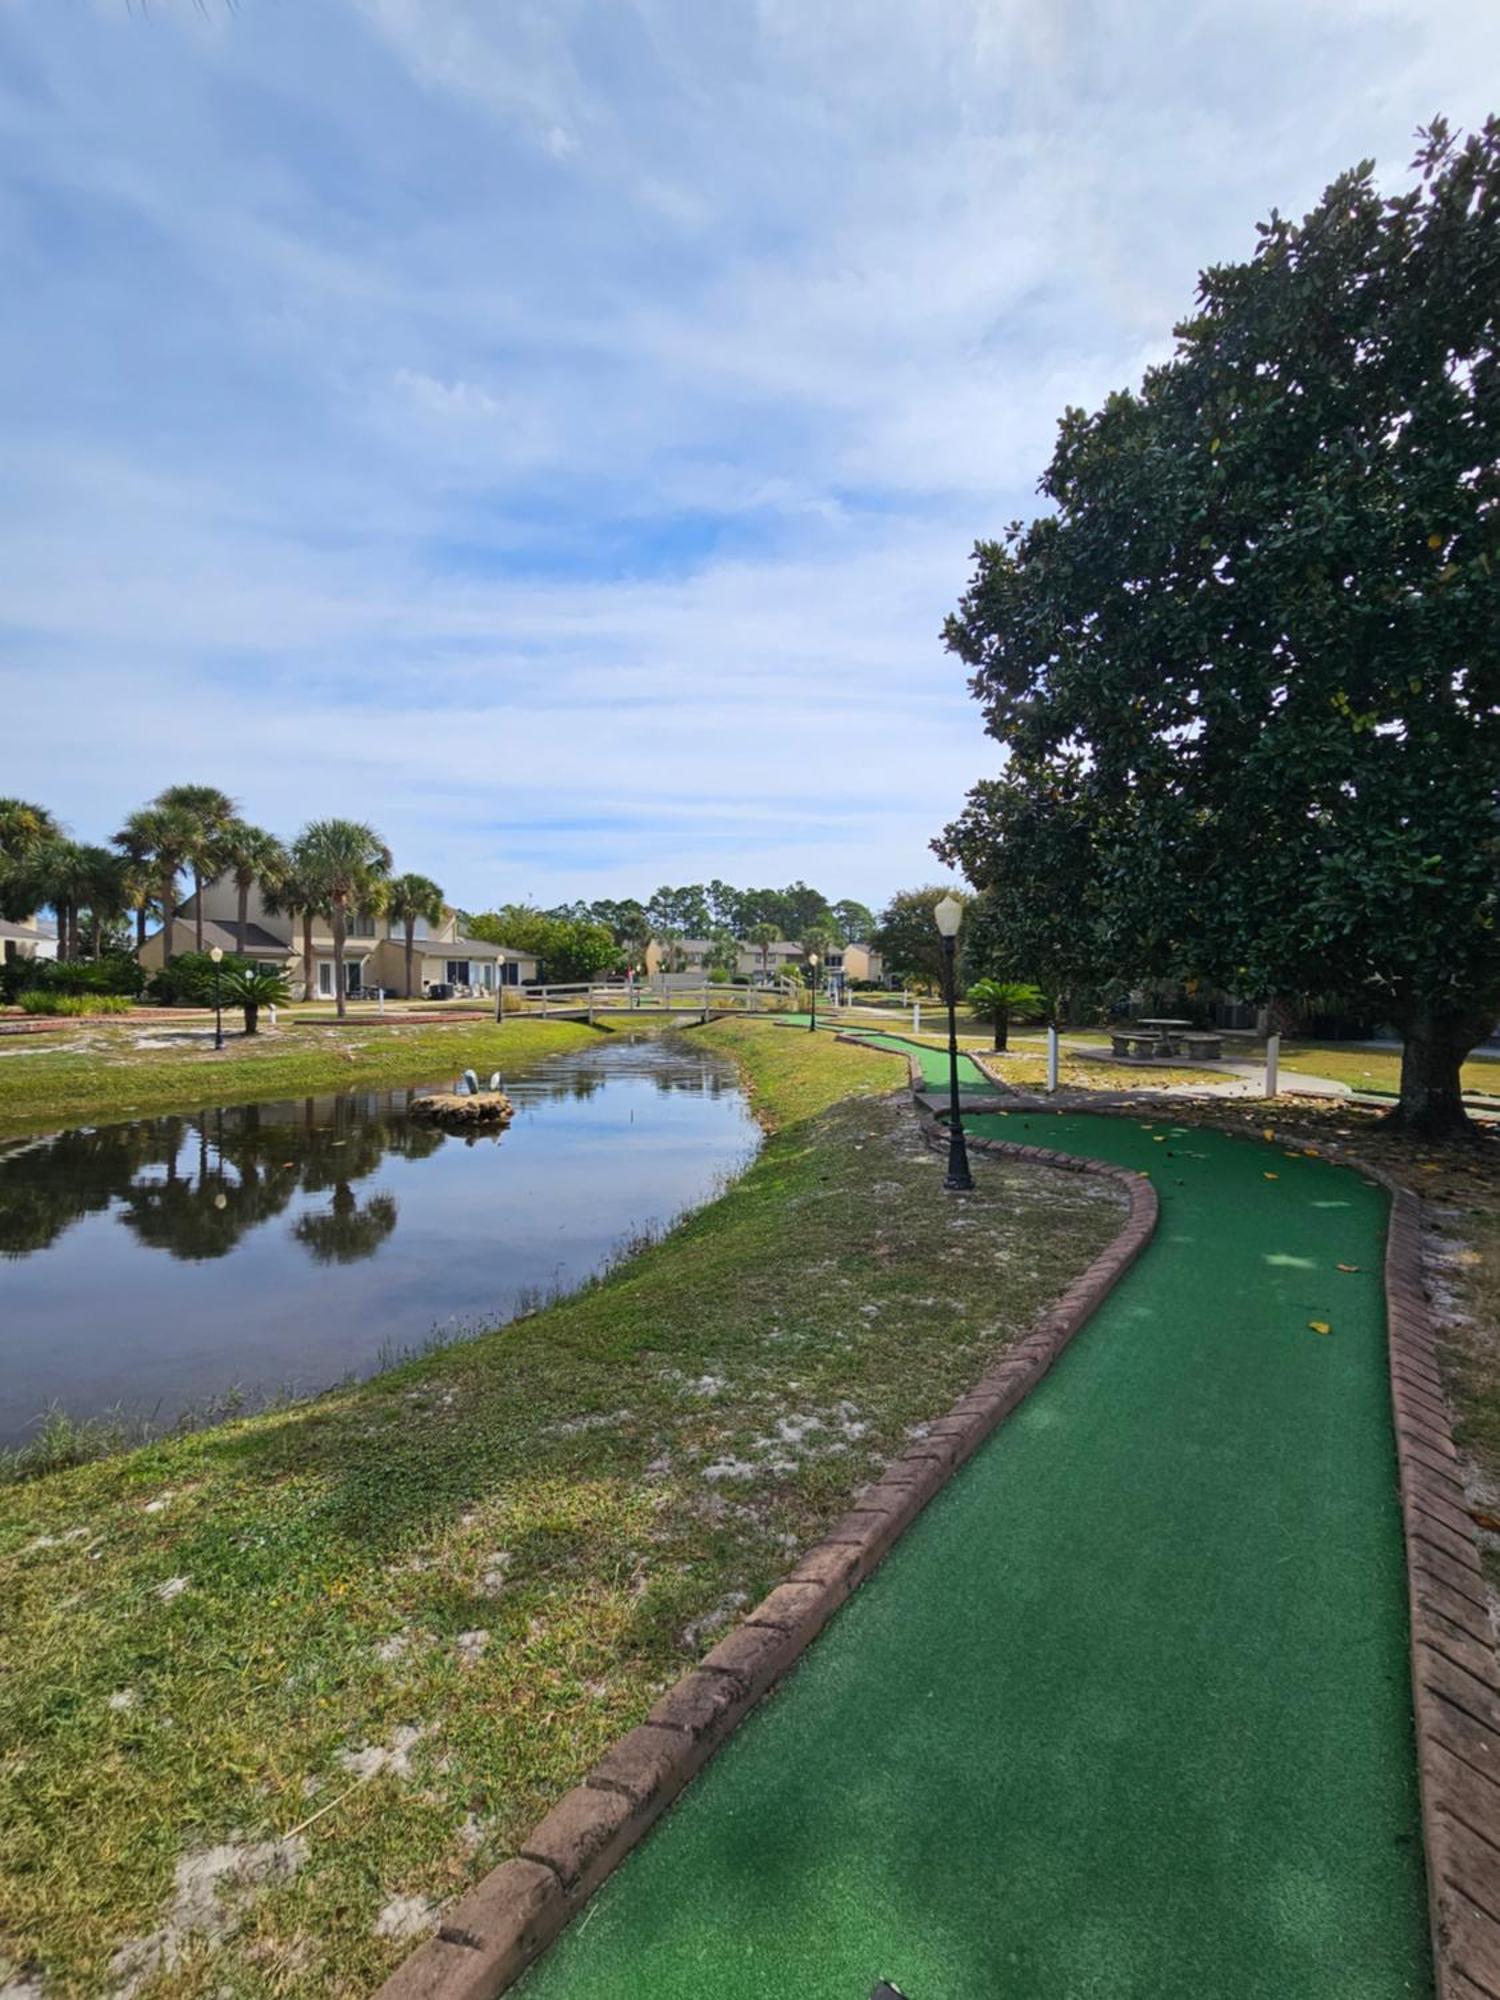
[0,0,1496,905]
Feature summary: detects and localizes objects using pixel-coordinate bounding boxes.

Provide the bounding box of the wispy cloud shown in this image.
[1,0,1495,905]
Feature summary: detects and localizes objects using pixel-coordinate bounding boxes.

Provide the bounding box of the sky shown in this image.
[1,1,1495,914]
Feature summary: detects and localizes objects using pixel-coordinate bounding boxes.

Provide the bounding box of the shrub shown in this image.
[221,962,290,1035]
[0,953,144,1004]
[17,991,133,1016]
[148,950,254,1006]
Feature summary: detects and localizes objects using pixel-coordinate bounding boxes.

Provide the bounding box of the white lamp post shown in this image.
[933,896,974,1191]
[209,945,225,1051]
[807,952,819,1033]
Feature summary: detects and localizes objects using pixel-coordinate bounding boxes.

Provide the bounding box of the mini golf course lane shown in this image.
[518,1112,1430,2000]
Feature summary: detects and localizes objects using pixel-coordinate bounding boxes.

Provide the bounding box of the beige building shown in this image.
[644,937,883,986]
[138,878,537,999]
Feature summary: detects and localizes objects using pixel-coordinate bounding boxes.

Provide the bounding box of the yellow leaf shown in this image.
[1262,1127,1275,1141]
[1309,1321,1332,1335]
[1153,1135,1167,1143]
[1427,532,1443,549]
[1264,1172,1279,1180]
[1336,1263,1360,1273]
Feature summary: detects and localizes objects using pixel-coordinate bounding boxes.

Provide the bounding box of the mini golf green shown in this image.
[518,1112,1430,1999]
[781,1021,1001,1095]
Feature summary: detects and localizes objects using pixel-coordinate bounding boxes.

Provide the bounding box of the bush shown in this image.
[221,962,291,1035]
[0,953,144,1004]
[148,950,254,1006]
[17,991,133,1017]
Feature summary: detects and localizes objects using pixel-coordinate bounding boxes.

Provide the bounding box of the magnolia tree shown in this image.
[938,120,1500,1137]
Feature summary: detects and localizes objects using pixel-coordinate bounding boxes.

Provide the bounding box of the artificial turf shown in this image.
[517,1110,1430,2000]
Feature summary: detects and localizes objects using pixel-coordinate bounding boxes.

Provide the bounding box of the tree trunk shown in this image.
[994,1010,1009,1052]
[405,928,415,999]
[136,903,147,950]
[193,870,205,954]
[244,1002,260,1037]
[237,879,250,956]
[333,902,347,1021]
[1387,1001,1492,1139]
[302,912,315,1002]
[161,868,176,963]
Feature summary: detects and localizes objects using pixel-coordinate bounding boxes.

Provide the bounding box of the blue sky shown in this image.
[1,0,1494,912]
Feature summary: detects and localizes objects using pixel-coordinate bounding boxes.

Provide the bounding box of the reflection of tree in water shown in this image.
[293,1186,398,1264]
[0,1090,440,1267]
[0,1122,174,1258]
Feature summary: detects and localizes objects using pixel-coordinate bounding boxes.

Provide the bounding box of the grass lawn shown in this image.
[0,1017,604,1142]
[0,1019,1123,1997]
[1275,1041,1500,1097]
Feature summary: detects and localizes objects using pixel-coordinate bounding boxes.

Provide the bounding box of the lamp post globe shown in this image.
[932,897,973,1191]
[209,945,225,1052]
[807,953,819,1032]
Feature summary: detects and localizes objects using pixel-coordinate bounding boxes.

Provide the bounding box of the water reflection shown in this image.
[0,1036,759,1442]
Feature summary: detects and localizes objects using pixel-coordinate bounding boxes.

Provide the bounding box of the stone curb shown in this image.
[374,1078,1159,1998]
[947,1068,1500,2000]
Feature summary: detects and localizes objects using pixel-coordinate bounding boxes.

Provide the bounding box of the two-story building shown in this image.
[138,878,537,999]
[642,937,884,988]
[0,916,59,966]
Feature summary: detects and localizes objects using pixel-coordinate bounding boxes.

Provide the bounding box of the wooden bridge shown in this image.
[496,980,799,1024]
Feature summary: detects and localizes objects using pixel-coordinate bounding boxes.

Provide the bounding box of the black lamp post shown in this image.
[934,895,973,1191]
[807,952,819,1032]
[210,944,225,1052]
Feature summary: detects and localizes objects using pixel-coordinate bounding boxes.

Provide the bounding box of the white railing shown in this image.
[495,978,800,1021]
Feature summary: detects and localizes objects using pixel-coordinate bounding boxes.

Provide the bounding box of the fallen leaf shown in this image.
[1336,1263,1360,1273]
[1262,1127,1275,1141]
[1264,1172,1279,1181]
[1470,1509,1500,1534]
[1153,1136,1167,1143]
[1308,1320,1332,1335]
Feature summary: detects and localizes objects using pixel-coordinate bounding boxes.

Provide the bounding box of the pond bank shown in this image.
[0,1021,1122,1996]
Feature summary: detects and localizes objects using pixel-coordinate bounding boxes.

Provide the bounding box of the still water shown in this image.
[0,1035,759,1445]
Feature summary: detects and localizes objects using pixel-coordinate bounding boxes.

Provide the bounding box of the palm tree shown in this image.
[114,820,159,951]
[385,872,446,999]
[966,978,1046,1052]
[800,923,837,995]
[154,785,237,953]
[217,821,289,956]
[748,921,781,980]
[0,798,61,925]
[262,863,326,1003]
[76,845,129,959]
[115,804,196,964]
[291,819,392,1019]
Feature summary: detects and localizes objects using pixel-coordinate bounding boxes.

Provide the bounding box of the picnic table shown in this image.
[1112,1019,1224,1060]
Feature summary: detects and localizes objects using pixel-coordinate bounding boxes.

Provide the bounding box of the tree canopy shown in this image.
[874,886,972,991]
[938,119,1500,1135]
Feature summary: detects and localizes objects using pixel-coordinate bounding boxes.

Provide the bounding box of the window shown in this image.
[348,909,376,939]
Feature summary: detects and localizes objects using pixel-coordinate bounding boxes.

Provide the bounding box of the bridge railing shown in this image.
[495,979,800,1020]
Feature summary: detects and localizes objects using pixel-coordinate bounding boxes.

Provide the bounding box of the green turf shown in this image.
[517,1111,1429,2000]
[784,1021,1001,1094]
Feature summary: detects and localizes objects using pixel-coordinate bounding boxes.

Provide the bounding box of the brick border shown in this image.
[375,1106,1157,1997]
[946,1070,1500,2000]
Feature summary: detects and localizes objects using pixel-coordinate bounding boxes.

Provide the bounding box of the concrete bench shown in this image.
[1112,1033,1165,1058]
[1180,1034,1223,1060]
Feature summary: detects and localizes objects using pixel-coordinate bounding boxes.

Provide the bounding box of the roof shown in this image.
[148,918,291,958]
[0,917,57,942]
[415,935,530,962]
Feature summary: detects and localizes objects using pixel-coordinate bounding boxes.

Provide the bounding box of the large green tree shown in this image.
[386,872,448,997]
[467,905,618,983]
[940,119,1500,1137]
[217,821,289,957]
[115,804,196,964]
[154,784,237,954]
[291,819,391,1019]
[874,886,972,992]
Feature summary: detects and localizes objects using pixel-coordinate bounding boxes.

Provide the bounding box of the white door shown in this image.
[318,961,334,997]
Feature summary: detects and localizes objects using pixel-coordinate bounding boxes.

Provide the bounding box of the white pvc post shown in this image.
[269,1004,277,1029]
[912,1001,920,1037]
[378,989,385,1015]
[1265,1032,1280,1099]
[1047,1026,1060,1093]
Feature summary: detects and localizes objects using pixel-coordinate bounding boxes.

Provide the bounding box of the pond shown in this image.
[0,1035,760,1447]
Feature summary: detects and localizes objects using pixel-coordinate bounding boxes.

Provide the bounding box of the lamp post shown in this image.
[933,895,973,1191]
[209,945,224,1051]
[807,952,819,1032]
